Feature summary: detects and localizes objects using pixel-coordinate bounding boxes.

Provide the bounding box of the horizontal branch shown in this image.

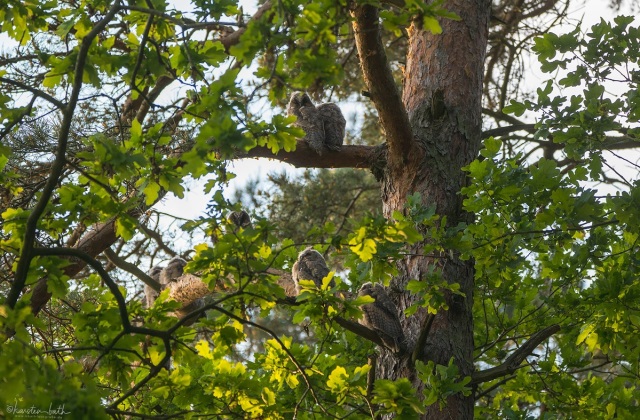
[238,141,380,169]
[0,76,65,109]
[482,123,535,138]
[471,324,560,385]
[482,107,526,126]
[122,5,241,29]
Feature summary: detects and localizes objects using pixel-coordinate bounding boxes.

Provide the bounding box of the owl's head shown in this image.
[297,246,325,263]
[166,256,187,271]
[148,265,163,280]
[358,282,375,297]
[287,92,315,116]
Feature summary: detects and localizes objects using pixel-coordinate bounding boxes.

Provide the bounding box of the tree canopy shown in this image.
[1,0,639,419]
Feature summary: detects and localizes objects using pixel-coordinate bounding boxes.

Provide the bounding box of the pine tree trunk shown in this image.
[378,2,491,418]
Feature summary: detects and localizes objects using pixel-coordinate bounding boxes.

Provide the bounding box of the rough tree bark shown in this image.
[353,1,491,418]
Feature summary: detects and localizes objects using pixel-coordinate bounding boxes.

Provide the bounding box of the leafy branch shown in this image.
[8,0,124,308]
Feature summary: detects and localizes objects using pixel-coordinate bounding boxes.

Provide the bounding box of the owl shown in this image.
[291,246,335,294]
[212,210,253,244]
[144,265,163,308]
[160,256,188,285]
[287,92,346,155]
[228,210,252,231]
[167,273,208,320]
[358,282,407,354]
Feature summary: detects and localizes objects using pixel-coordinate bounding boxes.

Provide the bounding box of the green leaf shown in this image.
[142,182,161,206]
[502,100,527,116]
[422,16,442,35]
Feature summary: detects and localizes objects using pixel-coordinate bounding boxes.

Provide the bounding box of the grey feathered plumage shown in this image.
[358,282,407,354]
[291,247,335,294]
[228,210,252,230]
[287,92,345,155]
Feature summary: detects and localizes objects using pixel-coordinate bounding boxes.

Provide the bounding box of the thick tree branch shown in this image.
[134,75,175,123]
[351,5,415,163]
[238,141,380,169]
[470,324,560,385]
[334,316,387,349]
[411,313,435,364]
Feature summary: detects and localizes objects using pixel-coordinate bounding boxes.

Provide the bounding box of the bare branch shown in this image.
[470,324,560,385]
[122,5,241,29]
[138,222,178,258]
[482,107,527,126]
[482,124,535,138]
[0,77,65,109]
[103,247,161,292]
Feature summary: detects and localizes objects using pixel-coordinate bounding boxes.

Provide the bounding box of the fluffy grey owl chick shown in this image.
[291,246,335,294]
[144,265,163,308]
[160,256,188,285]
[287,92,345,155]
[228,210,252,230]
[358,282,407,354]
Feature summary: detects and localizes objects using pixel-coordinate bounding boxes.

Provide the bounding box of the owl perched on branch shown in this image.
[291,247,335,294]
[287,92,346,155]
[358,282,407,354]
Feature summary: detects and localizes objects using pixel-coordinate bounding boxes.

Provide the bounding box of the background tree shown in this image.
[0,0,639,419]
